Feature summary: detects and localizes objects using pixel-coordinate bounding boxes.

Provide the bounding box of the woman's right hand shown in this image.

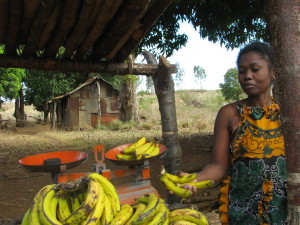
[169,171,198,196]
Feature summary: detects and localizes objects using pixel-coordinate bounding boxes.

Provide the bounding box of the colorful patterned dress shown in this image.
[219,99,287,225]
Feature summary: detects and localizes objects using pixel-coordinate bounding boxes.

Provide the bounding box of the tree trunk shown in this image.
[142,51,181,204]
[266,0,300,223]
[43,102,49,123]
[15,87,26,127]
[119,78,139,122]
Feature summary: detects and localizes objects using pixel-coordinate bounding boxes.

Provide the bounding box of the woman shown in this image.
[180,41,287,225]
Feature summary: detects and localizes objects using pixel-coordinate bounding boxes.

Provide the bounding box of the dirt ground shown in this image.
[0,124,221,224]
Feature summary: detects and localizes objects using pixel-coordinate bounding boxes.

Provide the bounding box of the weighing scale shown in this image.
[18,143,167,205]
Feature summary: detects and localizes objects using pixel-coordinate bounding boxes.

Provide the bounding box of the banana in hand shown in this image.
[160,167,214,198]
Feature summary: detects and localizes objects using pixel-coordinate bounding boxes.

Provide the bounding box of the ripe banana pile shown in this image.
[116,193,170,225]
[21,172,121,225]
[116,137,160,161]
[168,208,209,225]
[160,168,214,198]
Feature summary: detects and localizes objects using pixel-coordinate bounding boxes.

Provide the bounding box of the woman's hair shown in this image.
[236,41,274,69]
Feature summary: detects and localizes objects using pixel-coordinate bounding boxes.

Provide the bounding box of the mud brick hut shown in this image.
[49,77,119,130]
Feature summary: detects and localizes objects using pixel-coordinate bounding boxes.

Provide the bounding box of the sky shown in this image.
[138,22,240,91]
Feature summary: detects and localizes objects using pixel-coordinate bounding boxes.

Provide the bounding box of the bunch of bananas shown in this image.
[21,172,121,225]
[116,137,160,161]
[168,208,209,225]
[126,193,170,225]
[160,167,214,198]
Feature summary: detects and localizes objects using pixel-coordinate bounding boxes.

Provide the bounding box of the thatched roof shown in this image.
[0,0,175,74]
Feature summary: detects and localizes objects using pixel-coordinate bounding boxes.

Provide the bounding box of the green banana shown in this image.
[88,172,121,213]
[169,208,209,225]
[124,203,147,225]
[148,199,169,225]
[160,175,191,198]
[62,178,100,225]
[178,180,214,189]
[135,193,160,224]
[122,137,147,154]
[81,183,105,225]
[21,208,31,225]
[110,204,133,225]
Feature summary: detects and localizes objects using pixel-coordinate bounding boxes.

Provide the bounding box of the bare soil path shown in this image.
[0,124,221,224]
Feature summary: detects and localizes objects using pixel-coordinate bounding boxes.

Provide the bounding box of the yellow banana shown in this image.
[88,173,121,212]
[100,194,114,225]
[21,208,31,225]
[177,180,214,189]
[140,142,158,159]
[63,178,100,225]
[169,208,209,225]
[124,203,147,225]
[134,142,154,158]
[39,185,62,225]
[57,191,72,221]
[116,154,137,161]
[169,220,197,225]
[162,217,169,225]
[148,198,169,225]
[161,168,197,184]
[110,204,133,225]
[107,192,118,217]
[30,198,42,225]
[31,184,55,225]
[135,193,160,224]
[160,175,191,198]
[122,137,147,154]
[81,183,105,225]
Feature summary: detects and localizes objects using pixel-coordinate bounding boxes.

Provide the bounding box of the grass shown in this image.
[0,90,225,159]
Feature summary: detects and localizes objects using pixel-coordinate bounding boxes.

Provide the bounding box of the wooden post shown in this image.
[266,0,300,223]
[96,79,101,127]
[142,51,181,204]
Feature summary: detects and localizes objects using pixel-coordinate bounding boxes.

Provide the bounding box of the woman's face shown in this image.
[238,51,274,97]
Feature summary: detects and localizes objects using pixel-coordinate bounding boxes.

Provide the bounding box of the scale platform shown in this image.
[18,143,167,205]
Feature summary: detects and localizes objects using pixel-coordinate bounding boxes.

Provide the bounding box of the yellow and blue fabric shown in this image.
[219,99,287,225]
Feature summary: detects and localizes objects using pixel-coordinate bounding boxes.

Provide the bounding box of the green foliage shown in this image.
[136,0,268,57]
[92,73,121,90]
[24,70,89,112]
[107,120,138,131]
[193,65,206,90]
[0,67,26,100]
[0,45,4,54]
[219,68,246,102]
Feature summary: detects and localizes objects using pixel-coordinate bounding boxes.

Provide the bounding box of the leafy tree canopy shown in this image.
[137,0,267,57]
[219,68,246,102]
[24,70,89,112]
[0,67,26,100]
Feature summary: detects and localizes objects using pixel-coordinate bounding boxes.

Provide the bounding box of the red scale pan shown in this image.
[18,151,88,183]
